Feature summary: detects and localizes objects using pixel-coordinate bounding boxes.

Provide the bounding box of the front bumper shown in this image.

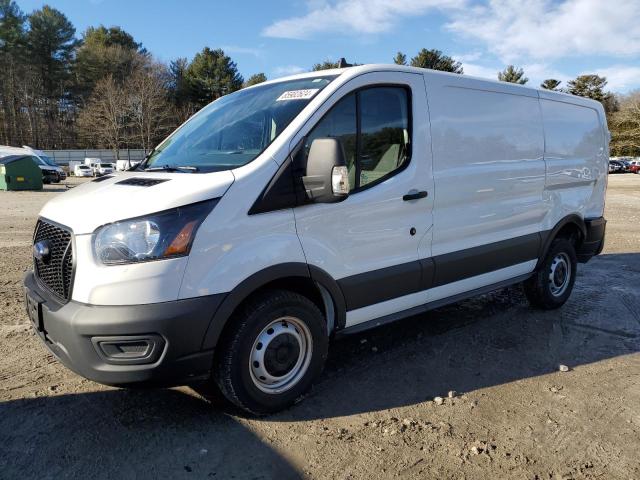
[23,272,226,386]
[577,217,606,263]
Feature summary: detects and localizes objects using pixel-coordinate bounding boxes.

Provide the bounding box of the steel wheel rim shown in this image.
[548,252,571,297]
[249,316,313,394]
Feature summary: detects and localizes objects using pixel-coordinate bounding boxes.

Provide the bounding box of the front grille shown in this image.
[33,219,74,301]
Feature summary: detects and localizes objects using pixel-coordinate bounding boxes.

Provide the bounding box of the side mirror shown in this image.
[302,138,350,203]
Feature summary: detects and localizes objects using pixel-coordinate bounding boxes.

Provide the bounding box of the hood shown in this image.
[39,170,235,234]
[38,164,63,172]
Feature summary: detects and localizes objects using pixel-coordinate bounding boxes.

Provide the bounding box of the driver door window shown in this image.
[301,86,410,192]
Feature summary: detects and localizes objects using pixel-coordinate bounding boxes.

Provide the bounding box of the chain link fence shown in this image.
[42,149,149,166]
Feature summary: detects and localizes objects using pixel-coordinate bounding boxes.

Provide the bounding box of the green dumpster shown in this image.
[0,154,43,191]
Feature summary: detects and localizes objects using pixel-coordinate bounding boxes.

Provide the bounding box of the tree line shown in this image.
[0,1,266,157]
[0,1,636,157]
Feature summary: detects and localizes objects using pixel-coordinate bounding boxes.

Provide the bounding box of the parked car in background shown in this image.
[74,164,93,177]
[93,162,114,176]
[0,145,62,183]
[609,160,625,173]
[628,160,640,174]
[22,146,66,181]
[68,161,82,174]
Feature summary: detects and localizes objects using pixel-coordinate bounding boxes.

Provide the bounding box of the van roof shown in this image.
[264,64,603,111]
[0,145,31,156]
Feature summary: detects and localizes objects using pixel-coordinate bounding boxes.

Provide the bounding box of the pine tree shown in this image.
[312,60,340,71]
[185,47,243,106]
[409,49,463,74]
[26,6,77,99]
[393,51,407,65]
[244,73,267,87]
[498,65,528,84]
[567,75,607,102]
[567,74,617,115]
[0,0,27,144]
[540,79,561,90]
[26,6,77,146]
[74,25,144,101]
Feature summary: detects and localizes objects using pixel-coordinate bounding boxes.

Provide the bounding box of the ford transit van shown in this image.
[24,65,608,414]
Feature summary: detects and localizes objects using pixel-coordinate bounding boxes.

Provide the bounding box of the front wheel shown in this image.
[524,238,577,309]
[213,290,328,415]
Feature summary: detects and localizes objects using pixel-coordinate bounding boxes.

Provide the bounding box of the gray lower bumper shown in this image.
[577,217,606,263]
[23,272,226,386]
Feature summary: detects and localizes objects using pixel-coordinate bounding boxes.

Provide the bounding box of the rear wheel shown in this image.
[524,238,577,309]
[213,290,328,415]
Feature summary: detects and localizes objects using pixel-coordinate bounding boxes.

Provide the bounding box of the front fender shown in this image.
[199,262,346,351]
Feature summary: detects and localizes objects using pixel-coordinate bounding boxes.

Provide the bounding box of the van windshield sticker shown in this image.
[276,89,319,101]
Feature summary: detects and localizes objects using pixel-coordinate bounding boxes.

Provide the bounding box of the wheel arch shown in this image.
[536,214,587,269]
[201,263,346,351]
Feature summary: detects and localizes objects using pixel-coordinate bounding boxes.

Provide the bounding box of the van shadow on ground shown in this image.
[283,252,640,420]
[1,253,638,478]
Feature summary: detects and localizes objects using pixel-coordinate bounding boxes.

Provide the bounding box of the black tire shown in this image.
[524,238,577,309]
[213,289,328,415]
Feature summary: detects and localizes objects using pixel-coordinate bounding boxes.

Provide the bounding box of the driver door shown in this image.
[292,71,434,327]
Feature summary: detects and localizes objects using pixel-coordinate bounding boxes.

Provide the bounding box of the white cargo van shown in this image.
[24,65,608,414]
[93,162,115,177]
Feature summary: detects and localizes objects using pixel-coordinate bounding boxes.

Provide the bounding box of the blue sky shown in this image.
[16,0,640,93]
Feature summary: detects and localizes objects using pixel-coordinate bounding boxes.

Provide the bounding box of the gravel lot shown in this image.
[1,175,639,479]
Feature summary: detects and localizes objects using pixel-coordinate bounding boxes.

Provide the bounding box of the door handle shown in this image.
[403,190,428,201]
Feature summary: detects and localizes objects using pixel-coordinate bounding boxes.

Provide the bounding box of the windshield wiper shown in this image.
[144,164,199,173]
[135,148,155,170]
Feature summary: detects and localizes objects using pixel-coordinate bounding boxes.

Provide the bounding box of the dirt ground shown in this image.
[1,175,639,480]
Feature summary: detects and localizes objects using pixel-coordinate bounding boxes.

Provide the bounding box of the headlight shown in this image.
[94,199,217,265]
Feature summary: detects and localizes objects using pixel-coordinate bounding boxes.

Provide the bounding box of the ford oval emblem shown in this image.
[33,240,51,264]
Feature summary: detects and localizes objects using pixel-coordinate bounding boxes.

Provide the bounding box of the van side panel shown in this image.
[427,76,547,258]
[539,98,608,226]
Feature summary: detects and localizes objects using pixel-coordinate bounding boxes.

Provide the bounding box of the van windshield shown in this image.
[40,155,58,167]
[143,75,338,173]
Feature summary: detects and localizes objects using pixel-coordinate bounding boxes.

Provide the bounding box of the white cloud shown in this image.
[222,45,263,58]
[262,0,465,39]
[591,66,640,93]
[263,0,640,62]
[519,63,570,88]
[446,0,640,62]
[452,51,483,63]
[460,63,499,80]
[272,65,307,77]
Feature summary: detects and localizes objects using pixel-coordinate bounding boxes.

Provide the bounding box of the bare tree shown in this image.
[610,91,640,156]
[125,61,173,153]
[77,75,128,159]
